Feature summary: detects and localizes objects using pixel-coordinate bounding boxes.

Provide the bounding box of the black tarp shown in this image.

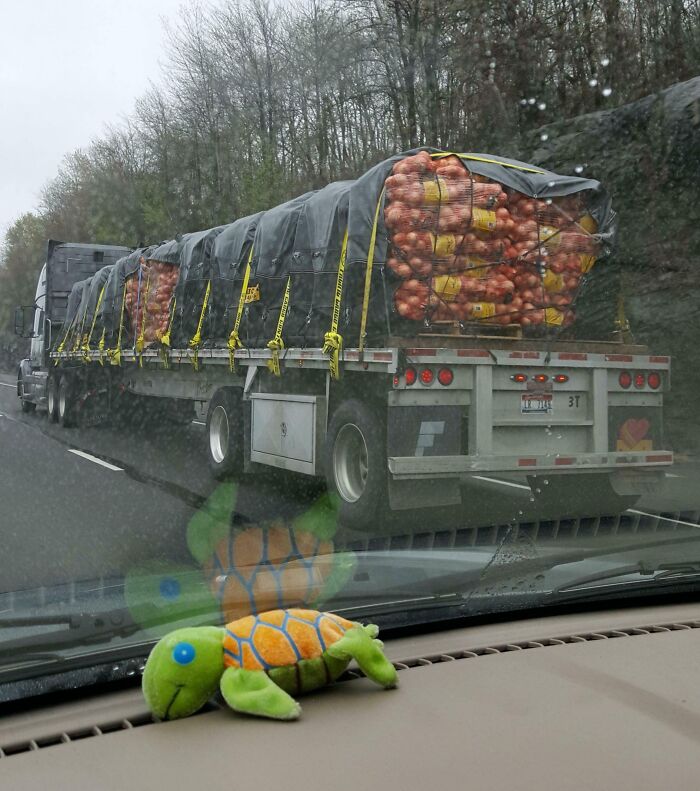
[245,192,317,346]
[82,265,113,348]
[172,226,226,346]
[209,213,265,345]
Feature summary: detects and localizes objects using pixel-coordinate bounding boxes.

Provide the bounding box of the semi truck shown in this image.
[14,150,672,529]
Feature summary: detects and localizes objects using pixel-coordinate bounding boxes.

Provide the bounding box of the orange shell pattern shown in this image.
[203,526,335,622]
[222,609,355,671]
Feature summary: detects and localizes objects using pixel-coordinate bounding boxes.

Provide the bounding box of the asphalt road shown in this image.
[2,370,700,601]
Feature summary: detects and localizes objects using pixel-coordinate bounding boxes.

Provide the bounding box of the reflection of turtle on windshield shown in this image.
[124,482,356,635]
[142,608,397,721]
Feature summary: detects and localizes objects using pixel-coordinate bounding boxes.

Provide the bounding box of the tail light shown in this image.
[404,366,417,386]
[437,367,453,386]
[553,374,569,383]
[419,368,434,385]
[648,372,661,390]
[533,374,548,383]
[634,373,645,389]
[511,373,527,383]
[619,371,632,389]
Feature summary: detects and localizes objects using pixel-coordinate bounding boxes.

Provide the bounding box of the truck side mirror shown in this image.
[14,305,35,338]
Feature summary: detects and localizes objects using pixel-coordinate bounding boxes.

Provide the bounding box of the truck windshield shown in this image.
[1,0,699,696]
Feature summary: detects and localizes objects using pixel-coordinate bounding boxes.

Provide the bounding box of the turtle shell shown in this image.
[203,525,335,622]
[222,608,355,671]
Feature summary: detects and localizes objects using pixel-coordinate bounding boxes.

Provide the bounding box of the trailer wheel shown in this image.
[206,388,243,480]
[47,375,59,423]
[58,375,77,428]
[324,399,387,531]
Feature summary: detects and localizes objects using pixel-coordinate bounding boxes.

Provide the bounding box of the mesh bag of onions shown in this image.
[384,150,604,332]
[124,256,178,346]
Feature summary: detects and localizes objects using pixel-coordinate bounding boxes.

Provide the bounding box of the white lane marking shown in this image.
[666,473,682,478]
[0,383,16,389]
[627,508,700,529]
[68,449,123,472]
[471,475,531,491]
[193,420,206,426]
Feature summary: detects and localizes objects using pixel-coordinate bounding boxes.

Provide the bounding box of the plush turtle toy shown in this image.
[143,608,398,721]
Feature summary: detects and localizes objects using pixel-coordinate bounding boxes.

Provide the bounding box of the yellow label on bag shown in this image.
[429,233,459,258]
[470,302,496,319]
[579,214,598,233]
[544,307,564,326]
[432,275,461,302]
[245,284,261,303]
[462,256,489,278]
[471,208,497,232]
[580,254,596,273]
[543,269,564,293]
[422,177,449,204]
[539,225,561,249]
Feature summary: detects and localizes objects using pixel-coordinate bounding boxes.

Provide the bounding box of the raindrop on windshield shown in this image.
[540,133,549,142]
[528,97,536,105]
[600,56,610,67]
[545,198,553,205]
[489,61,497,70]
[517,510,524,516]
[602,87,612,97]
[529,496,535,502]
[538,102,547,111]
[520,99,528,107]
[543,479,549,486]
[574,165,584,174]
[588,78,598,87]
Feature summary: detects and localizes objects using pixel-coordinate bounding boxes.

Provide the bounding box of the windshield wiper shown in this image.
[549,560,700,603]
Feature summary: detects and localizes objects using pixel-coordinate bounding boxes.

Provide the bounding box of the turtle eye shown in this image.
[172,642,196,666]
[159,577,181,601]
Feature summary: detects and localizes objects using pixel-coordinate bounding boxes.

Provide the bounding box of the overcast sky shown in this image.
[0,0,185,235]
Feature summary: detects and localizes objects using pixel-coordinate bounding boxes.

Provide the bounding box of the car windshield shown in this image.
[1,0,700,697]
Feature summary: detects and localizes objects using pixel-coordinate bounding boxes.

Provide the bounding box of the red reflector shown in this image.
[420,368,434,385]
[619,371,632,389]
[406,348,437,357]
[559,352,587,360]
[555,457,575,465]
[437,367,453,386]
[404,367,417,386]
[648,372,661,390]
[533,374,548,383]
[646,454,673,463]
[511,373,528,383]
[457,349,491,358]
[649,356,669,364]
[606,354,634,362]
[634,373,645,389]
[392,375,399,387]
[553,374,569,383]
[518,458,537,467]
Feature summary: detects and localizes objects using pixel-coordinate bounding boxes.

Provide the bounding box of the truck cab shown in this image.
[15,241,131,412]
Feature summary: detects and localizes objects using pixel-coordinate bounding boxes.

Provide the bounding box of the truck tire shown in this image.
[324,399,388,531]
[47,375,59,423]
[58,375,77,428]
[206,388,244,480]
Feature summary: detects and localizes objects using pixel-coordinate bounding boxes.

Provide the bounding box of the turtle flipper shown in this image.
[220,667,302,721]
[325,624,398,689]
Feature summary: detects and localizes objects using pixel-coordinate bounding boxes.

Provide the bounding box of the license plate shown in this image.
[521,393,553,414]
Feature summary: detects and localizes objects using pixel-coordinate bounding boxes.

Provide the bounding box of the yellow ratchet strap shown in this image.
[159,297,176,369]
[358,186,385,357]
[135,270,152,366]
[227,247,253,372]
[266,277,291,377]
[322,227,348,380]
[98,328,106,366]
[83,284,106,361]
[55,323,72,364]
[110,281,128,367]
[189,280,211,371]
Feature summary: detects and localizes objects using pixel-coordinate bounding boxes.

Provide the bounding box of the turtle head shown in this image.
[142,626,225,720]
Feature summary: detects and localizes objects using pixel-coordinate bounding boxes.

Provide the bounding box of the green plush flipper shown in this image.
[220,667,302,720]
[325,624,399,689]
